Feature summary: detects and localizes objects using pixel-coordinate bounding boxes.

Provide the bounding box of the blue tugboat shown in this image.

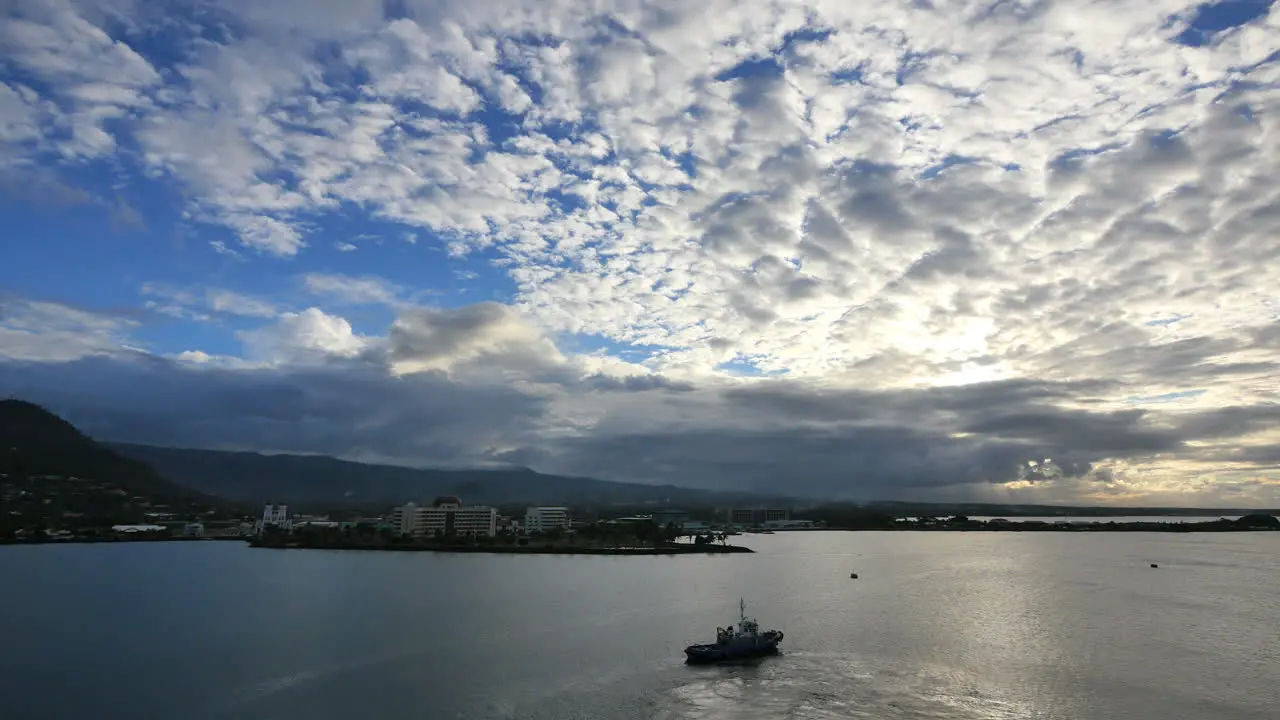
[684,598,784,664]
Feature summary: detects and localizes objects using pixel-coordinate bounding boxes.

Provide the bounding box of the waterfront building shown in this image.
[761,519,817,529]
[524,506,571,533]
[391,496,497,537]
[727,507,790,527]
[652,508,691,526]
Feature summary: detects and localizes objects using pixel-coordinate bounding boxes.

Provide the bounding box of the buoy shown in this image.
[850,572,858,579]
[1150,563,1158,568]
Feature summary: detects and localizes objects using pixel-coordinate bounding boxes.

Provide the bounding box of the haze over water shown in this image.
[2,532,1276,720]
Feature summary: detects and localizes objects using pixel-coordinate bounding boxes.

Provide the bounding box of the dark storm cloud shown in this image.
[582,373,695,392]
[500,423,1097,500]
[961,408,1180,453]
[721,377,1116,425]
[1172,404,1280,441]
[507,378,1201,498]
[0,353,550,464]
[2,347,1278,500]
[518,373,1276,499]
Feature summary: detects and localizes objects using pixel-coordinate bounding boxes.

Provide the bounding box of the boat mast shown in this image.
[739,597,746,623]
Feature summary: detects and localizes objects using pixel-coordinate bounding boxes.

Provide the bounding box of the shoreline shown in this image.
[0,536,245,546]
[6,516,1276,547]
[803,521,1279,533]
[247,540,754,554]
[821,527,1279,533]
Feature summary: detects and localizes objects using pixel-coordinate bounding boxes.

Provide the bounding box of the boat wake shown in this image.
[654,652,1043,720]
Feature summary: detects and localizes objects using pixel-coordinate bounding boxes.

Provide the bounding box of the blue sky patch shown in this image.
[1174,0,1275,47]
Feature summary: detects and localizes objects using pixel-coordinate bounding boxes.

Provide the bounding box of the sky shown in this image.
[1,0,1278,506]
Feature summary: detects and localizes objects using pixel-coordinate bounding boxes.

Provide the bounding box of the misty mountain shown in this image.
[107,443,794,510]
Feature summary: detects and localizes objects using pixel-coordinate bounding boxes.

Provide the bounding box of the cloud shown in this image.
[387,302,567,378]
[2,0,1279,503]
[0,352,549,467]
[302,273,404,306]
[206,291,276,319]
[0,295,138,361]
[139,284,278,320]
[2,292,1279,504]
[238,308,370,365]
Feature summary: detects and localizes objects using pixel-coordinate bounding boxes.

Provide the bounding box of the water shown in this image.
[965,516,1244,524]
[1,532,1276,719]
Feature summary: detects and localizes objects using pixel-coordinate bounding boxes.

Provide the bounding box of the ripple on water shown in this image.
[649,652,1047,720]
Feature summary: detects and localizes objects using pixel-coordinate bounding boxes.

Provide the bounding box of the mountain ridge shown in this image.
[0,399,238,535]
[0,399,212,503]
[106,442,798,509]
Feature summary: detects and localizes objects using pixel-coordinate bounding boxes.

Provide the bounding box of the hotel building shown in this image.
[391,496,497,537]
[524,506,571,533]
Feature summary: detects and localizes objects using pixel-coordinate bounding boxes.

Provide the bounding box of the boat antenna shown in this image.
[740,597,746,622]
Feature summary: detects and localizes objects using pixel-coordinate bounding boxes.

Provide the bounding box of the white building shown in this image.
[524,506,571,534]
[255,504,293,534]
[391,496,497,537]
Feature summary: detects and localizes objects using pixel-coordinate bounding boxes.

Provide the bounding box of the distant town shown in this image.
[0,468,813,547]
[7,474,1278,549]
[248,496,817,553]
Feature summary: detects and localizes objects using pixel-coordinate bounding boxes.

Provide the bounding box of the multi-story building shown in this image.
[391,496,497,537]
[652,508,691,527]
[255,504,293,534]
[524,506,571,533]
[727,507,790,527]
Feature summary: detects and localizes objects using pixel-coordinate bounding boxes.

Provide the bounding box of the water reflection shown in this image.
[654,652,1041,719]
[3,534,1277,720]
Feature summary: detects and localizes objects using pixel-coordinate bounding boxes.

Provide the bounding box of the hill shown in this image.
[0,399,238,535]
[107,443,794,510]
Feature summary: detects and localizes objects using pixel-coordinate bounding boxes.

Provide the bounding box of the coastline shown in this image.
[0,535,244,546]
[7,514,1276,547]
[247,540,755,554]
[803,518,1280,533]
[820,527,1279,533]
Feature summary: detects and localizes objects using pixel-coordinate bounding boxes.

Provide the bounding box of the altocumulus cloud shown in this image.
[1,0,1279,503]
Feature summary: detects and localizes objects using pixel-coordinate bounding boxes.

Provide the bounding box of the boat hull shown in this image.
[684,631,784,664]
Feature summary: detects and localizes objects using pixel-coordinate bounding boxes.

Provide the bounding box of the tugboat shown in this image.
[684,598,784,664]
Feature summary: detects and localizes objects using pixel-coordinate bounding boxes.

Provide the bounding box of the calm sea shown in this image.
[1,532,1276,719]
